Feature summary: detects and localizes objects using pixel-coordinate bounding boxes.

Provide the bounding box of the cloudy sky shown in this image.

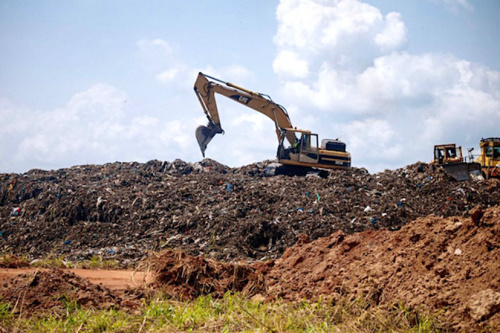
[1,0,499,174]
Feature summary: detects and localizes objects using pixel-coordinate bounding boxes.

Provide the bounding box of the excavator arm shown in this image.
[194,72,296,157]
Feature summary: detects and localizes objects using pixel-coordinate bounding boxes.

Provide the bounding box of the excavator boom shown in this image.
[194,72,295,156]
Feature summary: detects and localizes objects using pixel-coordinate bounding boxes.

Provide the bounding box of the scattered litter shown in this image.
[9,207,20,217]
[0,159,498,263]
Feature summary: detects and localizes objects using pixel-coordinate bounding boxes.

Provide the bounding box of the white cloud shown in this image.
[137,38,174,68]
[156,68,180,83]
[374,12,407,52]
[273,50,309,78]
[0,84,201,173]
[142,38,254,93]
[274,0,407,74]
[273,0,500,172]
[436,0,473,13]
[137,38,190,87]
[67,83,127,120]
[342,118,403,167]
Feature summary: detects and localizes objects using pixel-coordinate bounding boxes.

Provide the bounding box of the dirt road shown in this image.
[0,268,150,290]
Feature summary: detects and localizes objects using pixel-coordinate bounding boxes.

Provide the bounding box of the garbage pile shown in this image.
[1,159,499,264]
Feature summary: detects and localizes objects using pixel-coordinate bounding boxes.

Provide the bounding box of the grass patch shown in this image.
[0,254,30,268]
[31,255,71,269]
[28,255,120,270]
[0,292,457,333]
[77,255,120,270]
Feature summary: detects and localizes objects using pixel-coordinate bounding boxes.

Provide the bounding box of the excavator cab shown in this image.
[278,129,320,164]
[297,132,319,164]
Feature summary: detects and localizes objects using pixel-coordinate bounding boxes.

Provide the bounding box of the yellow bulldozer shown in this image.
[430,143,481,181]
[476,137,500,179]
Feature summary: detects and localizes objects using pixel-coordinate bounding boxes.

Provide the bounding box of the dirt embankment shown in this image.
[261,205,500,330]
[147,205,500,330]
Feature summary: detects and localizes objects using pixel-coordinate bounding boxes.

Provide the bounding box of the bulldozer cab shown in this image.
[483,143,500,160]
[433,144,463,164]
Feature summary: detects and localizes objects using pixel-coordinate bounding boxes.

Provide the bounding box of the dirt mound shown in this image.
[262,205,500,330]
[1,159,499,264]
[0,269,122,315]
[147,206,499,329]
[150,249,265,300]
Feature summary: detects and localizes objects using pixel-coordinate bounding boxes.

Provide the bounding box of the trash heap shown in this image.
[1,159,499,264]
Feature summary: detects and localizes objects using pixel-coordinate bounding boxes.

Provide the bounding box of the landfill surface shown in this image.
[1,159,499,265]
[1,158,499,330]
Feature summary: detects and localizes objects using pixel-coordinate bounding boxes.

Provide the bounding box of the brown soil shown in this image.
[0,268,149,290]
[0,269,125,315]
[150,250,265,300]
[262,205,500,331]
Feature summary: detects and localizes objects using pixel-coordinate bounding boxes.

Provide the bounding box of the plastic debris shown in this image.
[9,207,20,217]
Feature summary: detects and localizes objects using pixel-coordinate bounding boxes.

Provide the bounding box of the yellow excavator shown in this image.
[194,72,351,170]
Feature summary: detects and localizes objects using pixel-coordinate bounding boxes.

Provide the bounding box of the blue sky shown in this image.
[1,0,499,173]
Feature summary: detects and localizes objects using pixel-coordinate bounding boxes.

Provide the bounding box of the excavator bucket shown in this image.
[441,162,482,181]
[195,122,223,157]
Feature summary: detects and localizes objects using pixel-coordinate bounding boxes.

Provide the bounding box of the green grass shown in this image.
[0,292,456,333]
[31,255,70,269]
[28,255,120,270]
[0,254,30,268]
[77,255,120,270]
[0,253,122,270]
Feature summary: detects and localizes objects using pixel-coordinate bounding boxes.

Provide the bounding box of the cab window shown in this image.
[494,147,500,159]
